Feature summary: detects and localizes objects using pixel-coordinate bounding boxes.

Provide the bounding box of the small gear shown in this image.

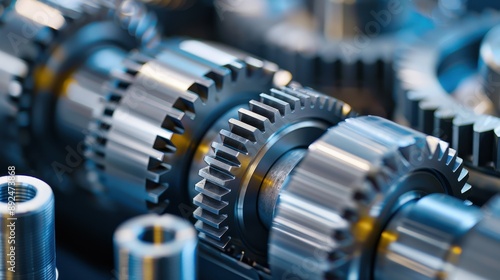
[85,39,282,213]
[396,13,500,193]
[193,85,355,265]
[269,116,470,279]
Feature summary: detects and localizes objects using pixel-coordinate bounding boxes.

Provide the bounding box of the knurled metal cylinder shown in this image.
[114,214,197,280]
[0,175,57,279]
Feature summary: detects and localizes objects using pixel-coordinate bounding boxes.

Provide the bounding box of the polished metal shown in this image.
[85,39,283,214]
[269,116,470,279]
[479,25,500,114]
[0,175,57,280]
[376,193,500,280]
[193,85,355,265]
[114,214,197,280]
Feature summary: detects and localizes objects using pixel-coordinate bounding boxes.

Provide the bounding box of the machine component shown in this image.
[0,175,57,279]
[216,0,429,117]
[0,0,160,188]
[114,213,197,280]
[269,116,470,279]
[85,39,286,213]
[193,85,355,266]
[376,193,500,280]
[396,13,500,200]
[479,25,500,114]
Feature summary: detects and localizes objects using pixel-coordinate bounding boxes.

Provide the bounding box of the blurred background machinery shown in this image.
[0,0,500,279]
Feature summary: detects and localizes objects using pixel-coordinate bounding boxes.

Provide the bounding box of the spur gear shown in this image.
[216,0,431,118]
[193,85,355,265]
[396,13,500,200]
[85,39,283,213]
[0,0,160,186]
[269,116,470,279]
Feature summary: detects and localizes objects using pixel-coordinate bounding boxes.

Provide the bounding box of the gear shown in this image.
[396,13,500,191]
[269,116,470,279]
[0,0,160,184]
[85,39,282,213]
[216,0,432,118]
[193,85,355,265]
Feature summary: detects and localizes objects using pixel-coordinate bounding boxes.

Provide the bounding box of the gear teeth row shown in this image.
[269,116,471,279]
[86,40,279,213]
[194,85,355,264]
[396,13,500,174]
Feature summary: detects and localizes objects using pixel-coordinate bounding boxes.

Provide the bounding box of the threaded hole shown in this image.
[138,226,175,244]
[0,183,37,203]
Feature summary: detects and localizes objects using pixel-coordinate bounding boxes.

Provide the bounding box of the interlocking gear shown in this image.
[86,39,281,213]
[269,116,470,279]
[396,13,500,182]
[193,85,355,265]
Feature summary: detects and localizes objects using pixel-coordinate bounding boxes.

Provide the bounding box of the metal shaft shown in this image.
[114,214,197,280]
[0,175,57,280]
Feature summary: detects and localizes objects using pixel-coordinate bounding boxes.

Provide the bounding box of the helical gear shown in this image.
[269,116,471,279]
[193,85,355,265]
[85,39,281,213]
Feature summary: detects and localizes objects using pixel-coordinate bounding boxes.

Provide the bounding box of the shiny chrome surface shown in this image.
[0,175,56,280]
[114,214,197,280]
[269,116,470,279]
[193,85,355,265]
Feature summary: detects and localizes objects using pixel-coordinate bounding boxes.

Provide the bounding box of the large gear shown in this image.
[0,0,160,182]
[85,39,282,213]
[193,85,355,265]
[216,0,433,118]
[269,116,470,279]
[396,13,500,199]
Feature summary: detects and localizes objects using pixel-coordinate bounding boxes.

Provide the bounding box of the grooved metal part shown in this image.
[216,0,429,117]
[269,116,471,279]
[85,39,280,213]
[0,175,57,280]
[396,13,500,177]
[193,85,355,265]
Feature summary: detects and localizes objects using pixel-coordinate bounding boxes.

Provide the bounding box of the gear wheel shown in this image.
[269,116,470,279]
[216,0,432,118]
[396,13,500,195]
[0,0,159,180]
[85,39,282,213]
[193,85,355,265]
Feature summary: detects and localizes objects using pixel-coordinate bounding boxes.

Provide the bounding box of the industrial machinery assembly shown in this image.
[0,0,500,279]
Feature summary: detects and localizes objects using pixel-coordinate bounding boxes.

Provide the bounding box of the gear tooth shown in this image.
[193,193,228,215]
[220,130,249,154]
[280,86,312,107]
[270,88,302,111]
[193,208,228,229]
[187,81,210,102]
[212,142,241,166]
[406,91,426,127]
[249,99,281,123]
[199,166,233,187]
[458,168,470,184]
[419,101,438,135]
[204,156,235,174]
[238,108,270,132]
[260,93,291,116]
[472,117,500,166]
[461,183,472,194]
[229,118,259,142]
[194,220,228,240]
[434,109,455,142]
[195,180,230,201]
[198,232,230,250]
[453,114,476,159]
[145,183,169,204]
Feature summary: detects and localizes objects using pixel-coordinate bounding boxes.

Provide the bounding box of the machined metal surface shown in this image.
[269,116,470,279]
[479,24,500,114]
[86,39,284,213]
[114,213,197,280]
[193,85,355,265]
[396,13,500,197]
[0,175,57,279]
